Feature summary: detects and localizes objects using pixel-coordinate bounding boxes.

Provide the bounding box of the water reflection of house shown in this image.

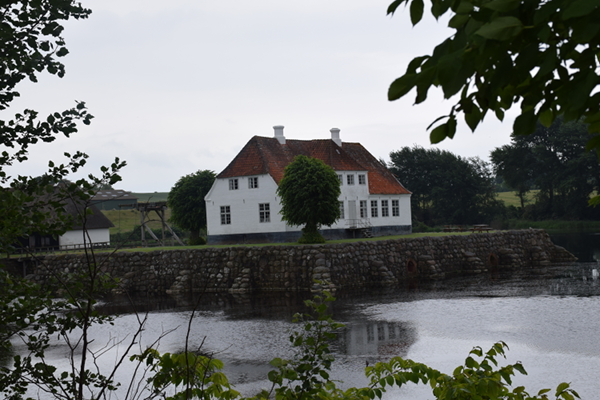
[335,321,416,358]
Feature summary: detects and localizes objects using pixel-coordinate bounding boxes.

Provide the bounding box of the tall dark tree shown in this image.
[277,155,341,244]
[491,118,600,220]
[168,170,216,245]
[389,146,503,226]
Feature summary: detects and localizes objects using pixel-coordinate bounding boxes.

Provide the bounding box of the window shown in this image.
[359,200,367,218]
[228,179,238,190]
[259,203,270,223]
[371,200,378,217]
[347,174,355,185]
[381,200,389,217]
[392,200,400,216]
[339,201,344,219]
[358,174,366,185]
[248,177,259,189]
[220,206,231,225]
[337,174,343,185]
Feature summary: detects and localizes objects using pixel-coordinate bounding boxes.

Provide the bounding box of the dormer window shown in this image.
[249,177,259,189]
[229,179,238,190]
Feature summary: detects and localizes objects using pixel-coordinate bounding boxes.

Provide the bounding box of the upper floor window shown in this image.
[347,175,355,185]
[228,179,238,190]
[358,174,366,185]
[392,199,400,217]
[359,200,367,218]
[220,206,231,225]
[381,200,389,217]
[339,201,345,219]
[249,177,259,189]
[259,203,270,222]
[337,174,343,185]
[371,200,378,217]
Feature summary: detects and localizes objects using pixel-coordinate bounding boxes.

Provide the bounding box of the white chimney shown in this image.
[273,125,285,144]
[330,127,342,147]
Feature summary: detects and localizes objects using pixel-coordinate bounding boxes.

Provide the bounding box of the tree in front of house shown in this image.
[491,118,600,220]
[277,155,341,244]
[389,146,504,226]
[168,170,216,245]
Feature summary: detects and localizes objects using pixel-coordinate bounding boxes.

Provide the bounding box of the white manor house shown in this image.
[204,126,412,244]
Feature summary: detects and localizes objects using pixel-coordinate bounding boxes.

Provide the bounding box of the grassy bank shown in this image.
[500,219,600,232]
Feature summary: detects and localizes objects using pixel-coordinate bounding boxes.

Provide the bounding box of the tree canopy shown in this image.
[491,118,600,220]
[387,0,600,149]
[276,155,341,244]
[389,146,503,226]
[167,170,216,245]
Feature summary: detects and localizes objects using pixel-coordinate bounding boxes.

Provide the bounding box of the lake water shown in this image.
[13,232,600,399]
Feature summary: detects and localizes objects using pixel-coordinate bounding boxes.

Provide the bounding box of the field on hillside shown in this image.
[133,192,169,202]
[495,190,539,207]
[103,208,173,234]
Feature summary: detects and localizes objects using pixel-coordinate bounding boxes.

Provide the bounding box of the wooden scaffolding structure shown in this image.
[136,202,185,247]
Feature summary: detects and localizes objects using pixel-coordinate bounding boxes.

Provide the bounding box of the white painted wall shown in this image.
[205,170,412,236]
[59,228,111,249]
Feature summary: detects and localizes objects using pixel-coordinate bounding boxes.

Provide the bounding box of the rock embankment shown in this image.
[15,229,576,294]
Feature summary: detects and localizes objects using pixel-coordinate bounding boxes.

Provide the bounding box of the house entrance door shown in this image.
[348,200,357,221]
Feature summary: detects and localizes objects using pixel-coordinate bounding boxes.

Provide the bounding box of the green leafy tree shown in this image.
[168,170,216,245]
[276,156,341,244]
[492,118,600,220]
[389,146,504,226]
[387,0,600,150]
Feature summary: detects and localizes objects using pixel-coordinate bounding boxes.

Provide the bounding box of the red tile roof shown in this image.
[218,136,411,195]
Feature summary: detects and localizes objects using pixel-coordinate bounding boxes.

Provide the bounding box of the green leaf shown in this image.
[563,0,600,20]
[465,105,482,132]
[387,0,407,15]
[513,111,536,136]
[475,16,523,41]
[484,0,520,12]
[410,0,424,25]
[538,108,554,127]
[388,73,417,100]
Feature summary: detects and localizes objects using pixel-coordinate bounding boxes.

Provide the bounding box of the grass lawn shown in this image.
[103,208,172,234]
[495,190,539,207]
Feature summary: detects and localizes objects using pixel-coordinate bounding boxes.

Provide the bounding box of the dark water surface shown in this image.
[71,261,600,400]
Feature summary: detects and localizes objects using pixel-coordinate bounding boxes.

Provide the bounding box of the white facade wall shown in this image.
[59,228,110,249]
[205,170,411,236]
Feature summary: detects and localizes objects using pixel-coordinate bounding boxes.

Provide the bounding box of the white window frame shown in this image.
[381,200,389,217]
[371,200,378,218]
[347,174,355,185]
[248,177,259,189]
[392,199,400,217]
[358,174,366,185]
[339,201,344,219]
[228,179,238,190]
[359,200,367,218]
[220,205,231,225]
[259,203,270,223]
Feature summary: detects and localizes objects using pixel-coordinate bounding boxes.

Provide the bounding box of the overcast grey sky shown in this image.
[8,0,514,192]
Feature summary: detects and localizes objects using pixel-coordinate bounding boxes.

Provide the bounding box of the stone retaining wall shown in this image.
[11,230,576,295]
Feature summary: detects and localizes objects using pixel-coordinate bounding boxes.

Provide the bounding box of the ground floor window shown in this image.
[371,200,378,217]
[392,199,400,217]
[220,205,231,225]
[339,201,344,219]
[360,200,367,218]
[259,203,270,223]
[381,200,389,217]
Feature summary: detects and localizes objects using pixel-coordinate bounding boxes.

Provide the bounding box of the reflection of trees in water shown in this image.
[334,320,416,359]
